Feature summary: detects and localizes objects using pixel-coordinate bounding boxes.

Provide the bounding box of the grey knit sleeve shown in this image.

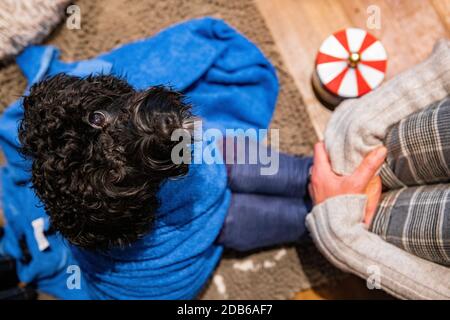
[306,195,450,299]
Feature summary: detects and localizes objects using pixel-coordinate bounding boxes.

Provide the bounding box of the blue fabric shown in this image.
[221,194,309,251]
[219,152,313,251]
[0,17,278,299]
[227,153,313,198]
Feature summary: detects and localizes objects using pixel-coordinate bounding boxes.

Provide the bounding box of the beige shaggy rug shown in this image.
[0,0,346,299]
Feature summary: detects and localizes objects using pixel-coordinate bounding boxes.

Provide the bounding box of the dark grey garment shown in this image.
[372,185,450,266]
[371,95,450,266]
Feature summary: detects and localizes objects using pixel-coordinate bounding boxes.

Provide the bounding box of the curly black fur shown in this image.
[19,74,193,250]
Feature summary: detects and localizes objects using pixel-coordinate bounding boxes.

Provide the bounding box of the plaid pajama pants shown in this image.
[371,95,450,266]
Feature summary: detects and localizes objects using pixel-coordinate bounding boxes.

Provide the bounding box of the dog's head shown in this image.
[19,74,193,250]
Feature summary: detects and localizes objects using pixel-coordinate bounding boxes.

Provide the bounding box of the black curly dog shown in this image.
[19,74,194,250]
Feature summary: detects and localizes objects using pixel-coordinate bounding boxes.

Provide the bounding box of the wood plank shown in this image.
[256,0,449,137]
[295,275,394,300]
[339,0,448,77]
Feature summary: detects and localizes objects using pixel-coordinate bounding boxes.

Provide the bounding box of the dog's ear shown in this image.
[128,86,194,179]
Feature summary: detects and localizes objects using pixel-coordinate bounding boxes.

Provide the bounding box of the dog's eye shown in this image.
[88,111,107,129]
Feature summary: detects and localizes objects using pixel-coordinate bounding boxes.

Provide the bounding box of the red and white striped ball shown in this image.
[315,28,387,102]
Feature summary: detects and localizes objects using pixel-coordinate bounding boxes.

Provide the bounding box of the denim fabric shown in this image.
[227,153,312,198]
[218,151,313,251]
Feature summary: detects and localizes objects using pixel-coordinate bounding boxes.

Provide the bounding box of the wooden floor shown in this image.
[255,0,450,299]
[295,274,394,300]
[256,0,450,138]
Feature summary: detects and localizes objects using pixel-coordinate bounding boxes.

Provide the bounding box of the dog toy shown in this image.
[312,28,387,109]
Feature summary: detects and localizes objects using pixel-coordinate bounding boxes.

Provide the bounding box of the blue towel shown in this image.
[0,17,278,299]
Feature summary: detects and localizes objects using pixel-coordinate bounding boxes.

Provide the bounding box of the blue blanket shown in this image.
[0,17,278,299]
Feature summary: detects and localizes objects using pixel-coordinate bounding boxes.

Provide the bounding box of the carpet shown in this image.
[0,0,70,63]
[0,0,346,299]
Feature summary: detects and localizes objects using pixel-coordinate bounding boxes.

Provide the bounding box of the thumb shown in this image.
[352,147,387,187]
[364,176,382,226]
[313,142,333,176]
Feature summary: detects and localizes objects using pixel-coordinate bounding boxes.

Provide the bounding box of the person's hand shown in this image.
[363,175,382,226]
[308,142,387,224]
